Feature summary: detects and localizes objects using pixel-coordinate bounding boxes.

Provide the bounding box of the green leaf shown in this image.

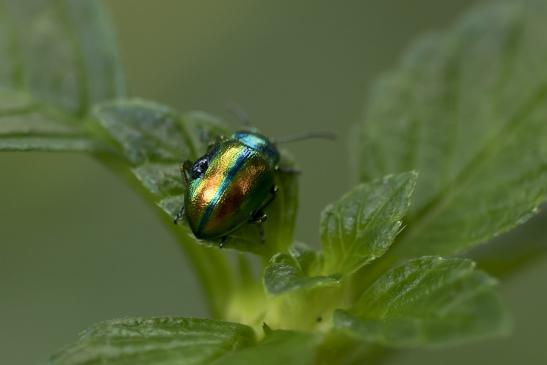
[0,0,123,151]
[358,0,547,259]
[264,251,339,295]
[471,208,547,278]
[0,89,100,151]
[320,172,417,275]
[260,244,348,331]
[211,330,318,365]
[0,0,124,115]
[94,99,198,164]
[49,317,256,365]
[334,257,510,347]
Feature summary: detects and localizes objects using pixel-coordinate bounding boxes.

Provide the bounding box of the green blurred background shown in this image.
[1,1,546,364]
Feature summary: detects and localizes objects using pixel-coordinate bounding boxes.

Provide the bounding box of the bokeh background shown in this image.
[1,1,546,364]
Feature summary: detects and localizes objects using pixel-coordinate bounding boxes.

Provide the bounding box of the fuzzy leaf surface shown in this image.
[320,172,417,275]
[0,0,123,114]
[48,317,256,365]
[0,89,99,151]
[358,0,547,258]
[335,257,510,347]
[0,0,123,151]
[264,252,339,295]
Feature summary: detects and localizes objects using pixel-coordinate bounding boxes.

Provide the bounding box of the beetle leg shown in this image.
[249,211,268,245]
[276,165,301,175]
[250,185,277,223]
[256,221,266,245]
[218,236,228,248]
[173,205,185,225]
[181,160,193,185]
[247,186,278,245]
[251,185,278,221]
[251,210,268,223]
[174,162,192,224]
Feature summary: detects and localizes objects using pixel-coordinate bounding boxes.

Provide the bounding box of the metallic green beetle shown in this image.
[174,130,283,246]
[174,129,333,247]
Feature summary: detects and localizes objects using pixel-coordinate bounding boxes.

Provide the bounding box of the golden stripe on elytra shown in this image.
[193,144,246,226]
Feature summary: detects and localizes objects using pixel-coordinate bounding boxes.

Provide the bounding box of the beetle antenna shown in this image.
[273,131,336,144]
[225,101,252,128]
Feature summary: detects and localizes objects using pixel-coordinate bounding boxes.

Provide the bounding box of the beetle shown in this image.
[174,129,334,247]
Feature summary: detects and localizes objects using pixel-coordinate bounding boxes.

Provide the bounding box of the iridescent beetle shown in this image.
[174,129,333,247]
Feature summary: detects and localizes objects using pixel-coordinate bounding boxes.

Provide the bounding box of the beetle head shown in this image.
[190,157,209,179]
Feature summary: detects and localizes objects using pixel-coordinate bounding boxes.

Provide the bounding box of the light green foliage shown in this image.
[264,251,339,295]
[0,0,545,364]
[320,172,417,275]
[335,257,509,347]
[263,172,416,297]
[260,174,422,334]
[49,318,256,365]
[359,0,547,259]
[0,0,123,151]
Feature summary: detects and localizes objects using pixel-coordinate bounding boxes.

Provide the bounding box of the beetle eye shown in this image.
[191,158,209,179]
